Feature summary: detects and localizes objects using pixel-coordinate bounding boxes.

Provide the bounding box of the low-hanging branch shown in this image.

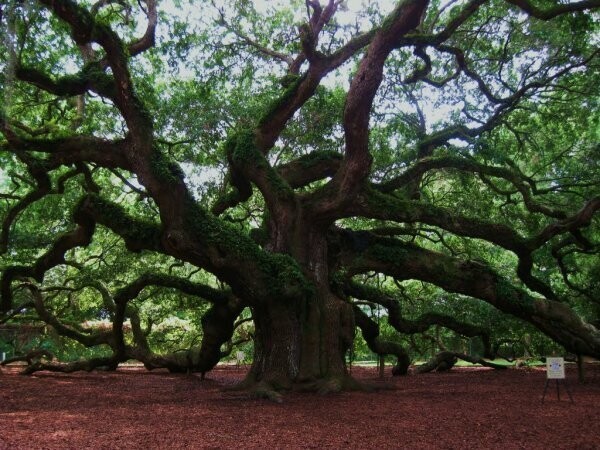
[344,281,493,357]
[114,273,233,306]
[347,188,599,299]
[353,305,411,375]
[25,282,111,347]
[337,231,600,358]
[8,272,244,376]
[0,163,51,255]
[114,275,243,375]
[1,217,96,312]
[414,351,508,374]
[16,356,119,376]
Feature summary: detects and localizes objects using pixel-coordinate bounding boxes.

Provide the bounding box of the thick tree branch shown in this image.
[1,134,132,171]
[113,274,243,375]
[350,188,531,255]
[78,193,311,308]
[277,151,343,189]
[0,163,51,254]
[16,63,117,99]
[378,155,567,219]
[330,0,429,205]
[353,305,411,375]
[212,150,343,215]
[127,0,157,57]
[529,197,600,248]
[1,210,95,312]
[415,350,507,373]
[24,282,111,347]
[17,356,121,375]
[76,194,163,254]
[345,281,493,357]
[114,273,232,306]
[338,234,600,357]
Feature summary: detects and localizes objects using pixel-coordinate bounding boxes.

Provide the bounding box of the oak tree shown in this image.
[1,0,599,398]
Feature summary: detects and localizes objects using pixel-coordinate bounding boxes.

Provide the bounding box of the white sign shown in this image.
[546,357,565,379]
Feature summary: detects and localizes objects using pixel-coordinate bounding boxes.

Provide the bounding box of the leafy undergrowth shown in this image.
[1,364,599,449]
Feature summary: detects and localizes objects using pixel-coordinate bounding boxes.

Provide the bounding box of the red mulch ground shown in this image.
[1,364,599,449]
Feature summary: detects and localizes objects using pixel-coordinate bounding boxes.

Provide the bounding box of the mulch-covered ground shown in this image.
[1,363,599,449]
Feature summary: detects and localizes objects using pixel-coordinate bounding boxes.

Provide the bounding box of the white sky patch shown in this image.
[180,162,224,192]
[0,167,9,188]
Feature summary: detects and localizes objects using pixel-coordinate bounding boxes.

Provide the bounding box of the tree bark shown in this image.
[245,290,355,392]
[245,224,354,391]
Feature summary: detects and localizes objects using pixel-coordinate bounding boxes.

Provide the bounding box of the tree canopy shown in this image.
[1,0,599,397]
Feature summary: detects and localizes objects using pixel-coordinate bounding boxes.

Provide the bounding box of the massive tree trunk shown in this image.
[247,290,354,391]
[242,0,430,391]
[245,222,354,392]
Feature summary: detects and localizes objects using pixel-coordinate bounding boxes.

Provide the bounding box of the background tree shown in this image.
[1,0,599,398]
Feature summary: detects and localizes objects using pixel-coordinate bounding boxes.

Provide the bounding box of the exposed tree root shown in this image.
[1,355,119,375]
[416,351,508,374]
[1,349,58,375]
[0,348,55,368]
[223,379,284,403]
[224,372,397,402]
[294,375,356,394]
[248,382,284,403]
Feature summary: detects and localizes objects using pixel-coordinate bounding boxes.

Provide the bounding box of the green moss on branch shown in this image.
[494,278,535,314]
[150,147,185,184]
[226,129,294,200]
[258,74,306,128]
[79,194,162,252]
[182,196,311,299]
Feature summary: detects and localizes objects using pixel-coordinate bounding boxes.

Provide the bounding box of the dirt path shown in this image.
[1,365,599,449]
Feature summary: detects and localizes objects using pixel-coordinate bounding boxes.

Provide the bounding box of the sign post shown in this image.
[542,357,573,403]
